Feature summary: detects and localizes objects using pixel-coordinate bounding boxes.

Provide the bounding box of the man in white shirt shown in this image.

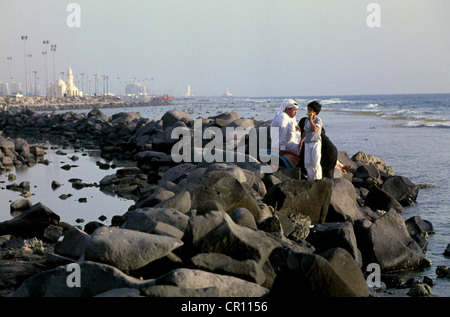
[270,99,301,166]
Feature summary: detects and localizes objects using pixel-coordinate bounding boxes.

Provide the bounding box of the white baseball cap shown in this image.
[282,99,299,109]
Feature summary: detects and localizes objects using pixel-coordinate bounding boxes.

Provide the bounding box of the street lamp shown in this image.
[80,73,84,96]
[94,74,97,96]
[51,44,56,96]
[43,40,49,96]
[7,57,13,94]
[21,36,28,96]
[27,54,32,96]
[33,71,38,96]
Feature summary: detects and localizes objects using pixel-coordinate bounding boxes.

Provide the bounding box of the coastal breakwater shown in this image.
[0,104,448,298]
[0,95,163,113]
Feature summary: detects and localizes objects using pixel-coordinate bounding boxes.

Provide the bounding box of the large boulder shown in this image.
[351,151,394,176]
[189,171,262,221]
[364,185,404,214]
[190,252,266,285]
[153,268,268,297]
[269,248,370,297]
[161,110,192,130]
[263,179,332,224]
[0,202,60,239]
[327,178,366,222]
[54,226,90,259]
[381,176,419,206]
[306,222,363,267]
[210,112,240,127]
[11,261,154,297]
[154,191,191,213]
[181,211,280,266]
[122,207,190,233]
[84,227,183,272]
[354,211,427,272]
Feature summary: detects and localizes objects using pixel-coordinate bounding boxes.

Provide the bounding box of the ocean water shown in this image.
[0,93,448,296]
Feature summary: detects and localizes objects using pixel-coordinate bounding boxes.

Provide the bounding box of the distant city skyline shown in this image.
[1,0,449,97]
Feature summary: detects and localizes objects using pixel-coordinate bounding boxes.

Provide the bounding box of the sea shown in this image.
[0,93,448,297]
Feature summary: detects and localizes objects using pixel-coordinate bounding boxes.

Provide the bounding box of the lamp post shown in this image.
[27,54,32,96]
[80,73,84,96]
[51,44,56,96]
[33,71,38,96]
[7,57,13,94]
[43,40,49,96]
[21,36,28,96]
[94,74,97,96]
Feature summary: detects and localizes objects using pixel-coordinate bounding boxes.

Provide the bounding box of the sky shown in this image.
[1,0,449,97]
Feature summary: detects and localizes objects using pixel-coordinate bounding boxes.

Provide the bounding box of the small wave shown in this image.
[403,120,450,129]
[320,98,347,105]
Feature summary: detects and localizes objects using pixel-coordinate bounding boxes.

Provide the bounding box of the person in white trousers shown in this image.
[299,101,323,180]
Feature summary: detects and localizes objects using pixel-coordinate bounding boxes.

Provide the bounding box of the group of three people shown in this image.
[270,99,349,179]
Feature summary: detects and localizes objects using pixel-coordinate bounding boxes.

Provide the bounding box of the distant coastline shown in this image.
[0,96,165,112]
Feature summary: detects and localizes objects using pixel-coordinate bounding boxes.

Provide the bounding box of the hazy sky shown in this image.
[1,0,449,97]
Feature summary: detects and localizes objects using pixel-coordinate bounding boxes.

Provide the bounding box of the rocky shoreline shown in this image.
[0,105,448,298]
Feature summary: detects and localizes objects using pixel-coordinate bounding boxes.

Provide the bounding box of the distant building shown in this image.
[125,81,146,96]
[0,82,9,96]
[49,66,81,97]
[9,82,22,94]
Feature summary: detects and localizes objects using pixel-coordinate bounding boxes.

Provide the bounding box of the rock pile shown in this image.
[0,107,439,298]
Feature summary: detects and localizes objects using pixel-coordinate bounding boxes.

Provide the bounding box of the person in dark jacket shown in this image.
[298,117,339,179]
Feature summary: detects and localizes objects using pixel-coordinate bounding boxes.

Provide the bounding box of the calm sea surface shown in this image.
[0,93,449,296]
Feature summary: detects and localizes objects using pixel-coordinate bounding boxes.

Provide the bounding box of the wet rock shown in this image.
[10,198,33,215]
[51,180,61,189]
[444,243,450,257]
[354,210,427,272]
[382,176,419,206]
[407,283,432,297]
[436,266,450,278]
[364,185,403,214]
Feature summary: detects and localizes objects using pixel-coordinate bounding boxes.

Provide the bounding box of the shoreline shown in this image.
[0,105,447,298]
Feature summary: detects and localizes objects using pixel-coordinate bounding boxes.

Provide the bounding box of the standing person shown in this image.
[299,117,352,178]
[300,101,323,180]
[270,99,301,167]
